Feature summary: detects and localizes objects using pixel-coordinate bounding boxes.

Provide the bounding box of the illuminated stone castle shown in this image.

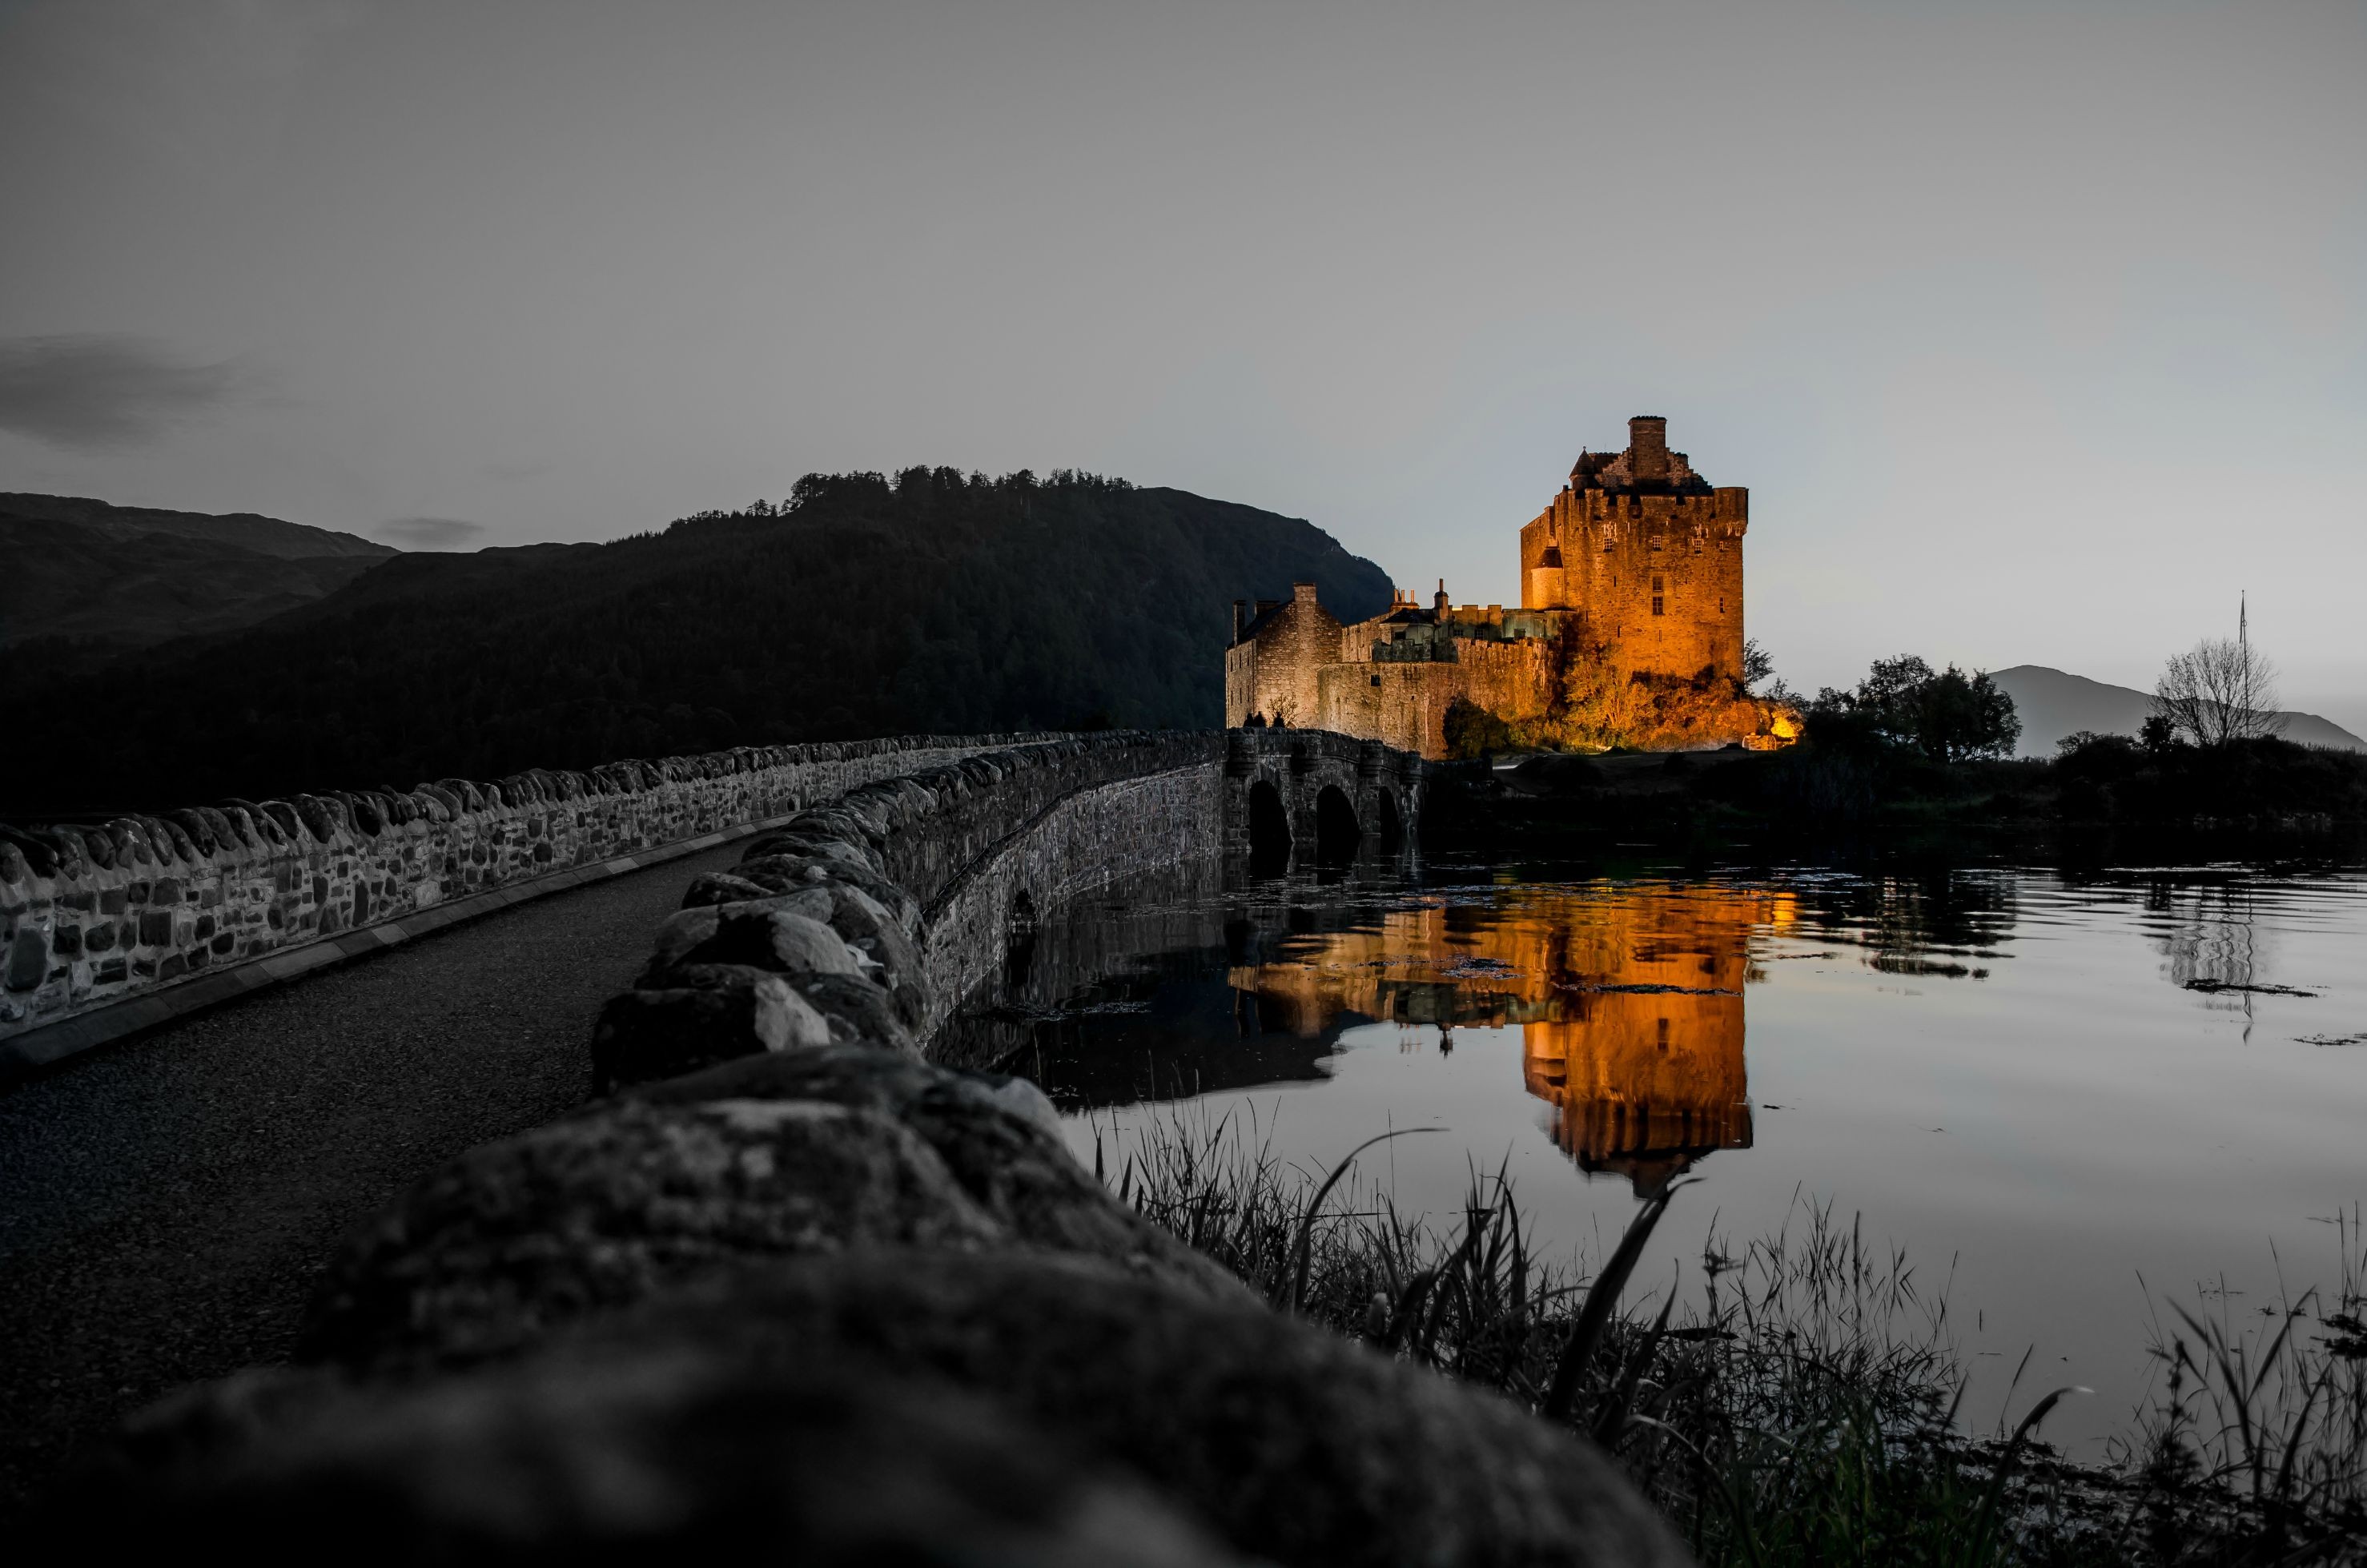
[1225,416,1798,758]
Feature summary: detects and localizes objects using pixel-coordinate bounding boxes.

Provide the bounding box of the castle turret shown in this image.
[1628,416,1670,482]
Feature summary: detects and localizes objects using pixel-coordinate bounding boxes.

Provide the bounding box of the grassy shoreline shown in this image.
[1091,1106,2367,1566]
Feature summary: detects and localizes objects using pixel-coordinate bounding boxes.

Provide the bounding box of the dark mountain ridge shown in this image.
[2,468,1392,816]
[0,493,396,651]
[0,493,395,561]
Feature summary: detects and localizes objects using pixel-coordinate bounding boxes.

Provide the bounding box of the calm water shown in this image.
[956,855,2367,1454]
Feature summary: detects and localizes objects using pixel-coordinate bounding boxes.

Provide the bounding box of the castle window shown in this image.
[1370,674,1381,687]
[1651,576,1663,591]
[1652,597,1665,615]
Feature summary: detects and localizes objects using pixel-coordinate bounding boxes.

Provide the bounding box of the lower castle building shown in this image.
[1225,415,1800,759]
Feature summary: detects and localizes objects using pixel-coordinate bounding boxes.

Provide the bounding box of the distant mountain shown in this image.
[0,494,396,651]
[0,468,1393,815]
[0,493,394,560]
[1989,664,2366,756]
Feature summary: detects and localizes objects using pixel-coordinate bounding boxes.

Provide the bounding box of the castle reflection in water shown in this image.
[1226,887,1794,1194]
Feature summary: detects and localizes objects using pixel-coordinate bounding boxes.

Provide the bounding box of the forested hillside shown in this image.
[3,468,1391,815]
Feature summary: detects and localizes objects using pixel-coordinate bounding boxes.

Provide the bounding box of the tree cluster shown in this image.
[1808,655,2020,763]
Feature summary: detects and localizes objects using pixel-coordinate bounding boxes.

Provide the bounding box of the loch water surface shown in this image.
[957,855,2367,1455]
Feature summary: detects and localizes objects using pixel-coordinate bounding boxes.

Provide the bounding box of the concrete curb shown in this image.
[0,811,798,1086]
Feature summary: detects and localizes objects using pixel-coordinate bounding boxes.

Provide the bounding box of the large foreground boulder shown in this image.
[536,1248,1693,1568]
[301,1098,1003,1369]
[108,1249,1681,1568]
[42,1357,1250,1566]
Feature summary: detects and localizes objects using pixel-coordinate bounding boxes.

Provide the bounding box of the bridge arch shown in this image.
[1314,785,1360,865]
[1247,778,1292,875]
[1004,887,1039,988]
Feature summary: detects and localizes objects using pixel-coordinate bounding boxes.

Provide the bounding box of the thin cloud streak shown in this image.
[0,335,247,448]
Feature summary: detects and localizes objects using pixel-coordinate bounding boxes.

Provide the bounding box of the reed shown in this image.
[1087,1106,2367,1567]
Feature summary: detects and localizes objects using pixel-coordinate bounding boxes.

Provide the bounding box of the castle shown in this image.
[1225,416,1799,759]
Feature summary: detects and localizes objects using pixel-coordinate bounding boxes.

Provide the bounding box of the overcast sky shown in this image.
[2,0,2361,727]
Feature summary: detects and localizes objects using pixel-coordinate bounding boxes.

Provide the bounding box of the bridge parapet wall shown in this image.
[0,733,1053,1048]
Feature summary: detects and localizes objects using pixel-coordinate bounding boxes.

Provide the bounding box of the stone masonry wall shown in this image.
[918,759,1223,1034]
[0,734,1050,1045]
[1224,584,1344,729]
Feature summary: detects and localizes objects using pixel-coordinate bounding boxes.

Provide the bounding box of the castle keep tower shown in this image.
[1519,415,1749,686]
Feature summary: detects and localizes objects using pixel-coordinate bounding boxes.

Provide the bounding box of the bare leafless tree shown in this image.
[2152,601,2285,747]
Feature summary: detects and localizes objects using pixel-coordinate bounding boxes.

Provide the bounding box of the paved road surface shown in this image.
[0,840,747,1512]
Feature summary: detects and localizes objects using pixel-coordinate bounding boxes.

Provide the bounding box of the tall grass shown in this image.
[2110,1208,2367,1563]
[1090,1105,2367,1567]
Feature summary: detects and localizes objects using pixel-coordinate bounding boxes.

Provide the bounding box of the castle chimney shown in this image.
[1629,415,1670,481]
[1292,581,1319,605]
[1433,578,1449,617]
[1232,598,1248,640]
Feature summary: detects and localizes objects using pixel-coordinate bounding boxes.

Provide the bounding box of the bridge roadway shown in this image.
[0,838,750,1513]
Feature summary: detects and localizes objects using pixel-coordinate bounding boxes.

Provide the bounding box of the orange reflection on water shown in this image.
[1231,885,1795,1193]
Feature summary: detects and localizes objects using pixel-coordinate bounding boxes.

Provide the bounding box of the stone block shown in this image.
[733,854,918,931]
[590,963,834,1092]
[6,929,46,991]
[680,870,774,907]
[625,1049,1242,1299]
[668,907,863,983]
[773,972,920,1055]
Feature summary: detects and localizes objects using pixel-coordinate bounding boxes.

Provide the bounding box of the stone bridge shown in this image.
[1222,727,1428,873]
[0,726,1686,1564]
